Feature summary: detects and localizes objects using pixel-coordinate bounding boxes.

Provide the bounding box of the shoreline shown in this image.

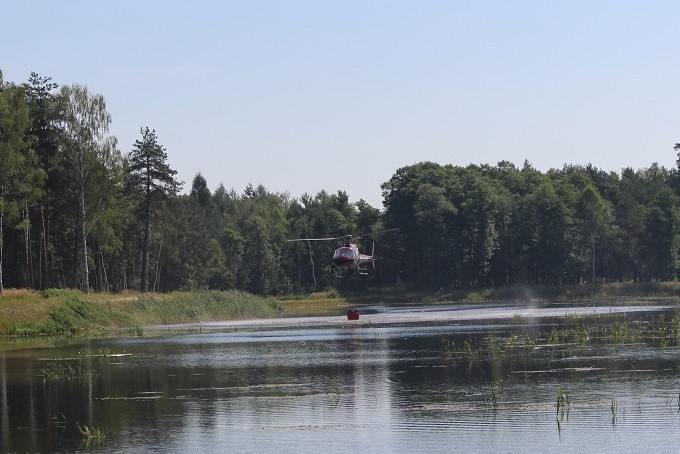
[143,301,678,335]
[0,283,679,339]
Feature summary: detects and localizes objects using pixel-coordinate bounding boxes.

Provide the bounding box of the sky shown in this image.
[3,1,680,208]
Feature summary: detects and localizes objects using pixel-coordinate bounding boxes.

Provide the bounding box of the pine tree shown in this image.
[127,127,182,292]
[0,79,45,294]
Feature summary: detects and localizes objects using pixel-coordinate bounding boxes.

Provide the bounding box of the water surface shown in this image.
[2,302,680,453]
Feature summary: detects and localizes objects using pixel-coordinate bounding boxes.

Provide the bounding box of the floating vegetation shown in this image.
[39,349,127,381]
[77,347,113,358]
[41,362,85,381]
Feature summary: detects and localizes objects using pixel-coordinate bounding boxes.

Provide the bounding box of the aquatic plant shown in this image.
[657,322,669,348]
[672,315,680,343]
[330,379,340,406]
[490,380,504,410]
[610,399,618,426]
[77,423,106,442]
[41,362,81,381]
[127,325,144,337]
[463,339,478,361]
[485,335,501,358]
[547,327,561,345]
[609,322,641,344]
[556,388,570,416]
[441,337,456,356]
[78,348,112,358]
[51,413,68,430]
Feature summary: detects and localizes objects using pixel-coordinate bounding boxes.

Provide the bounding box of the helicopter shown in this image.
[287,229,398,278]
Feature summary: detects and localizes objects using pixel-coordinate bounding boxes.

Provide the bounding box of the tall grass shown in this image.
[0,289,280,337]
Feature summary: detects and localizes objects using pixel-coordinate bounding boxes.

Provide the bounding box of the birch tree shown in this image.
[58,84,116,292]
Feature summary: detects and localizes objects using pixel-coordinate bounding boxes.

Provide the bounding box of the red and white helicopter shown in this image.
[288,229,398,277]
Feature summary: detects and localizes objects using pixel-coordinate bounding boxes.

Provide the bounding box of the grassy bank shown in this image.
[1,282,679,337]
[0,289,281,337]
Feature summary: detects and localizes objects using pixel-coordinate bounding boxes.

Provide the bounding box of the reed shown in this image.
[330,379,340,406]
[439,311,680,365]
[491,386,498,409]
[463,339,478,361]
[556,388,570,416]
[441,337,456,355]
[490,380,504,410]
[547,327,561,345]
[485,335,501,357]
[77,423,106,440]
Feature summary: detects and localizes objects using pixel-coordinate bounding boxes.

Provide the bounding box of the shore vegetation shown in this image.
[0,288,280,337]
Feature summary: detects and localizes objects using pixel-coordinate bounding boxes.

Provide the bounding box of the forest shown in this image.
[2,70,680,295]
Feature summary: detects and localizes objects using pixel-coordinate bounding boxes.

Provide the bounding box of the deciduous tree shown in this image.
[57,84,117,292]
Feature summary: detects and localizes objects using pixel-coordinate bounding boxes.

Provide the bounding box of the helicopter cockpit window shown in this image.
[334,248,355,259]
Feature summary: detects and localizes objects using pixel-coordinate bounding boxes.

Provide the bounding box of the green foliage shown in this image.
[55,84,120,292]
[0,80,46,293]
[127,127,182,292]
[556,388,570,416]
[4,68,680,295]
[0,289,279,336]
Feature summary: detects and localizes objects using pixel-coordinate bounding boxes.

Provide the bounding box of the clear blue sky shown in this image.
[3,1,680,207]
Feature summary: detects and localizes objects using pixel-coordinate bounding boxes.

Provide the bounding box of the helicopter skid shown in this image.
[332,266,369,278]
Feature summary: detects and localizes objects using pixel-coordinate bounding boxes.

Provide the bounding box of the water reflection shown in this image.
[2,304,680,452]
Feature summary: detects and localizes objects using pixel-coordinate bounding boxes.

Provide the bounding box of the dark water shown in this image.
[3,303,680,453]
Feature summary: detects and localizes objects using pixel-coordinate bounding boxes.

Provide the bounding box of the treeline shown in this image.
[2,70,680,295]
[382,160,680,289]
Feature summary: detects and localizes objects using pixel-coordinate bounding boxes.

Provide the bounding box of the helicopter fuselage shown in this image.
[333,243,374,275]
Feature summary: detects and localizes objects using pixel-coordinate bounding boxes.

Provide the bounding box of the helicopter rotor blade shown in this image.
[353,228,399,240]
[287,229,397,243]
[287,237,344,242]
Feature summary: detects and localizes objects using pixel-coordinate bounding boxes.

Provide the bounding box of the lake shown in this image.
[2,301,680,453]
